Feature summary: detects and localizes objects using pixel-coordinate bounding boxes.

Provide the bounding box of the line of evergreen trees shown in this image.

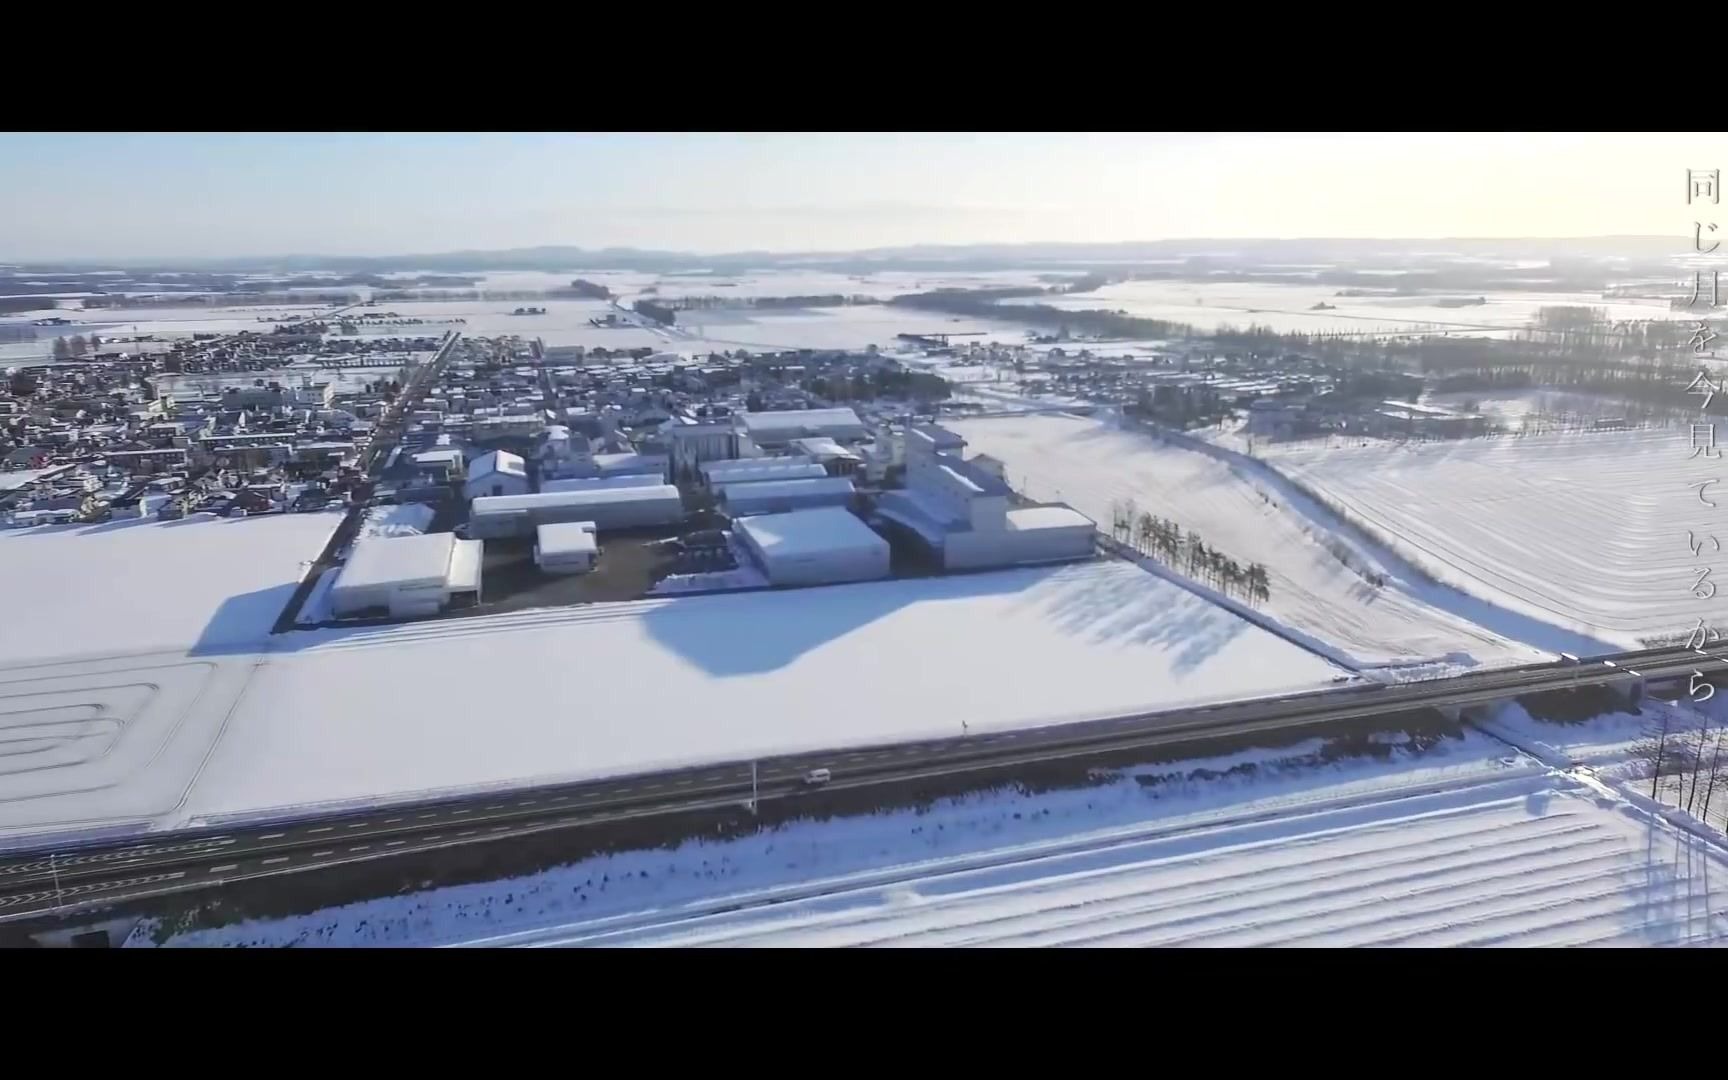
[1107,499,1270,605]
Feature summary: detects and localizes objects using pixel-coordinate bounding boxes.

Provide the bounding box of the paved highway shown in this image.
[0,638,1720,923]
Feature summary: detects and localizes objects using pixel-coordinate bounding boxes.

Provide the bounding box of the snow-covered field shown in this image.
[0,512,340,664]
[999,281,1689,338]
[945,413,1579,670]
[575,770,1728,948]
[0,558,1345,842]
[143,726,1728,948]
[1261,429,1702,645]
[0,513,342,844]
[1420,387,1644,427]
[179,560,1344,824]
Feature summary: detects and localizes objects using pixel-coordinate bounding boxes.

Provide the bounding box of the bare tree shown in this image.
[67,334,87,357]
[1631,710,1676,801]
[52,336,71,360]
[1136,512,1155,553]
[1684,721,1712,814]
[1697,724,1726,825]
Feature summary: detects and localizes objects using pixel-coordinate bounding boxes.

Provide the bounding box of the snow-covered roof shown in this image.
[338,532,456,591]
[701,454,816,480]
[739,407,865,438]
[359,502,435,541]
[413,448,464,466]
[469,449,526,480]
[473,485,681,517]
[448,538,483,593]
[537,521,598,557]
[736,507,888,560]
[541,474,665,493]
[710,463,830,491]
[591,452,667,475]
[1006,506,1094,532]
[721,477,854,503]
[789,436,862,461]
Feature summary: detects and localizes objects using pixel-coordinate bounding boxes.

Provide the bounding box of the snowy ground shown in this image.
[179,560,1344,825]
[0,513,343,845]
[945,413,1575,671]
[998,281,1689,338]
[355,503,434,542]
[578,770,1728,947]
[1260,429,1705,645]
[0,512,340,665]
[142,726,1728,948]
[0,558,1345,843]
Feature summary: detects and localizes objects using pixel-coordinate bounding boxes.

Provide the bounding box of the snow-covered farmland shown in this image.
[1262,429,1705,645]
[945,413,1577,670]
[0,512,340,665]
[572,770,1728,948]
[0,513,342,843]
[179,560,1344,824]
[145,729,1728,948]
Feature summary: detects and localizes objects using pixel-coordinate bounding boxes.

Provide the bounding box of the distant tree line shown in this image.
[632,299,677,326]
[802,368,950,403]
[568,279,613,299]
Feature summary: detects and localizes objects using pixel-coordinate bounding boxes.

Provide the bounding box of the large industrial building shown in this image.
[734,507,891,587]
[875,424,1095,571]
[721,476,855,517]
[541,474,666,494]
[329,532,483,618]
[737,407,868,451]
[469,485,684,539]
[700,455,819,488]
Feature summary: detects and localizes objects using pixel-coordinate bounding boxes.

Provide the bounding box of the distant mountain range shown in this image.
[17,236,1693,276]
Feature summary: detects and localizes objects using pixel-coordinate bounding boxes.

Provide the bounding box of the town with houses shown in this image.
[5,312,1373,619]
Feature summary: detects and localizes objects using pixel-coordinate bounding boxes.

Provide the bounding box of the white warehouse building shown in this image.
[464,449,530,501]
[702,460,828,491]
[737,407,867,450]
[469,485,684,539]
[541,474,665,494]
[535,521,599,575]
[330,532,483,618]
[875,424,1095,571]
[735,507,891,587]
[721,476,855,517]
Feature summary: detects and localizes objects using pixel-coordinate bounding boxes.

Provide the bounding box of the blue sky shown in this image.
[0,132,1712,260]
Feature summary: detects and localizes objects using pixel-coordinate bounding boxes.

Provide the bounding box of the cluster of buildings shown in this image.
[320,340,1099,620]
[0,332,441,527]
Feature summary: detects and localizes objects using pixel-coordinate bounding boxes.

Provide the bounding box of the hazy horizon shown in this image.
[0,132,1719,261]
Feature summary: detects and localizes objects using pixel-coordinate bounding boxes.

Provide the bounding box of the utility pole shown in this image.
[748,760,758,815]
[49,852,64,915]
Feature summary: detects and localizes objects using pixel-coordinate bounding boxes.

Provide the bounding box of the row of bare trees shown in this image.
[1108,498,1270,605]
[1631,711,1728,829]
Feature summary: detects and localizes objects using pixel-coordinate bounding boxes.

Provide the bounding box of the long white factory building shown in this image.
[469,485,684,539]
[734,507,891,587]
